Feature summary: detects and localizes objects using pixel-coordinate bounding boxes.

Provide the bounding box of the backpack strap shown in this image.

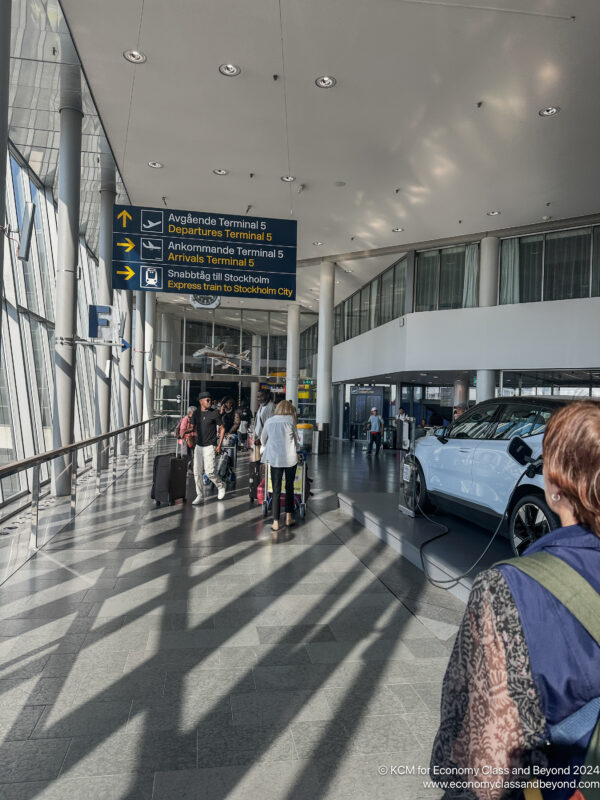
[495,552,600,644]
[497,552,600,800]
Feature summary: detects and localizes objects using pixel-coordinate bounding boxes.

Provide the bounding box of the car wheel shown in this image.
[403,459,429,513]
[509,494,559,557]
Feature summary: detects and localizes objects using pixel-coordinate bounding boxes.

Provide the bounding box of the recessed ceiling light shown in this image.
[486,210,501,216]
[420,373,427,376]
[344,268,353,273]
[281,175,295,183]
[148,161,163,169]
[539,106,559,117]
[392,227,404,233]
[313,241,323,246]
[219,64,241,77]
[335,280,340,285]
[123,50,146,64]
[213,168,228,175]
[315,75,336,89]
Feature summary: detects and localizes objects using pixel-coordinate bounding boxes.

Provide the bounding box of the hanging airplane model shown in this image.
[192,341,251,370]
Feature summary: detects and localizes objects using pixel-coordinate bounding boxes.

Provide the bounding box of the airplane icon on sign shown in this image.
[140,209,164,235]
[143,240,162,251]
[141,237,163,260]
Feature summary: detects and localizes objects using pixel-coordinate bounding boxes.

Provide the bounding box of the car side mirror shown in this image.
[435,426,449,443]
[508,436,533,465]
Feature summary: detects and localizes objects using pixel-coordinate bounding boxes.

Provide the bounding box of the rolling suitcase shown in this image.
[248,461,263,502]
[152,454,187,506]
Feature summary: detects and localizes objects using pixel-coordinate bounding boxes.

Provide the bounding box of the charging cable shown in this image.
[415,461,538,590]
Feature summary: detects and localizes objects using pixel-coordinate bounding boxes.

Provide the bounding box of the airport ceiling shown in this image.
[11,0,600,314]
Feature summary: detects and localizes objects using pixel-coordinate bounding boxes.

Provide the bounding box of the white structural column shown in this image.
[0,0,10,343]
[250,334,261,413]
[316,260,335,425]
[477,236,500,403]
[52,65,82,496]
[143,293,156,419]
[94,156,115,468]
[133,292,145,424]
[118,289,133,453]
[285,303,300,409]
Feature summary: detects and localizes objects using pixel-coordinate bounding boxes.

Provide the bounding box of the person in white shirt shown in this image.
[260,400,299,531]
[366,407,384,455]
[254,389,275,439]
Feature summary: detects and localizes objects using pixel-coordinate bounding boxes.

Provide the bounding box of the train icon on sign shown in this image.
[141,209,164,235]
[141,266,163,289]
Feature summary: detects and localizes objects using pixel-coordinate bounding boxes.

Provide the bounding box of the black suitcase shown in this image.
[152,454,187,506]
[248,461,262,502]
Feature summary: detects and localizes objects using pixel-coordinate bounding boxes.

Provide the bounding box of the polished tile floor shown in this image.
[0,440,461,799]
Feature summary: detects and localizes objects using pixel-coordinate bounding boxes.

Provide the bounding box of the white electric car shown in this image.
[405,396,577,555]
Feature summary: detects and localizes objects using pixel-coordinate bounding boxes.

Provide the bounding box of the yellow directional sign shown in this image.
[117,209,132,228]
[116,265,135,280]
[117,237,135,253]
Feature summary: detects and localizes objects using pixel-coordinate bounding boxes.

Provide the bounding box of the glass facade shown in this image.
[415,243,479,312]
[0,148,99,505]
[500,226,600,305]
[335,257,407,344]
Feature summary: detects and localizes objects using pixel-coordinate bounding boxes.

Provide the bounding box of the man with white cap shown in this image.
[366,406,384,455]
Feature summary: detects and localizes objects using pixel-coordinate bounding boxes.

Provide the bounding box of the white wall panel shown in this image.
[332,298,600,382]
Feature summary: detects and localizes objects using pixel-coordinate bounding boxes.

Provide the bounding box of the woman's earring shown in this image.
[551,493,561,502]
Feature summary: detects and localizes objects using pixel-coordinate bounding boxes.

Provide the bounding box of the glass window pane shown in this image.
[439,247,465,310]
[380,268,394,324]
[30,320,53,444]
[416,251,439,312]
[334,305,342,345]
[0,345,20,500]
[544,229,591,301]
[351,293,360,338]
[29,182,54,320]
[593,227,600,297]
[489,403,540,440]
[10,157,25,229]
[393,260,406,318]
[449,403,498,439]
[359,287,369,334]
[343,298,351,341]
[519,235,543,303]
[370,278,380,329]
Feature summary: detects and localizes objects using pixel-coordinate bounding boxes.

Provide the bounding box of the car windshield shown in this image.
[448,404,498,439]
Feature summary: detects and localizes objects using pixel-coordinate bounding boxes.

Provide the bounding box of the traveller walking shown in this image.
[254,389,275,439]
[191,392,226,504]
[261,400,299,532]
[219,396,240,437]
[237,406,252,449]
[176,406,197,472]
[366,407,384,454]
[431,401,600,799]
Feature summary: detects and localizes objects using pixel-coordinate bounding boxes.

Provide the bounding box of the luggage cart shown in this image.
[260,454,309,519]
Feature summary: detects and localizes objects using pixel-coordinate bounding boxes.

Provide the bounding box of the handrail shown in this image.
[0,414,174,588]
[0,416,168,480]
